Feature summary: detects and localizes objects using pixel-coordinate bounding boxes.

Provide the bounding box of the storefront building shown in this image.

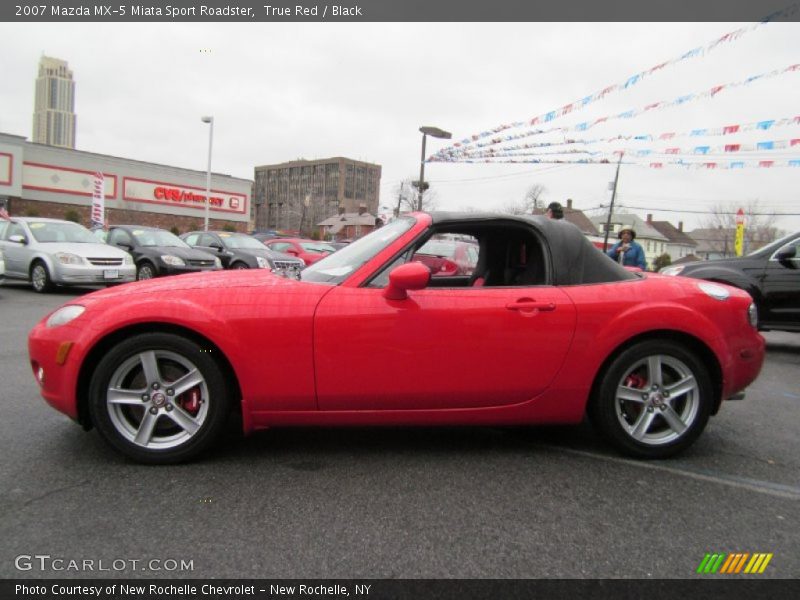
[0,132,253,233]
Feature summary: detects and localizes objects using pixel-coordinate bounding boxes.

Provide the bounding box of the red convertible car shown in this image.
[28,213,765,464]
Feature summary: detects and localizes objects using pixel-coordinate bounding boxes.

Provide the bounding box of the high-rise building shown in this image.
[253,157,381,232]
[32,56,76,149]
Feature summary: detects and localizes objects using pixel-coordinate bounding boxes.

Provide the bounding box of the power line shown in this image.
[600,203,800,216]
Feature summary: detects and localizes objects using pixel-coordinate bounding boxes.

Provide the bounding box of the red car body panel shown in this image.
[28,213,765,439]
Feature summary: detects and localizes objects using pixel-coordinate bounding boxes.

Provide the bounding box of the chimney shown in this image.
[647,213,653,224]
[338,205,346,215]
[678,221,683,232]
[358,204,367,216]
[566,198,573,209]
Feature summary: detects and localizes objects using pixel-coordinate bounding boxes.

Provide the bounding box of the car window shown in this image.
[131,229,190,248]
[28,221,97,243]
[184,233,200,246]
[5,222,26,241]
[199,234,218,247]
[299,242,336,253]
[269,242,292,252]
[368,225,547,289]
[770,238,800,262]
[221,233,266,249]
[108,229,132,246]
[0,221,8,238]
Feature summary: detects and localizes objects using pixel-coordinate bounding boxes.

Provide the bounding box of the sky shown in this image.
[0,20,798,233]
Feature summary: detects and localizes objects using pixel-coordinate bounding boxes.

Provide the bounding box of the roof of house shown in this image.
[648,221,697,246]
[317,212,377,235]
[590,213,669,241]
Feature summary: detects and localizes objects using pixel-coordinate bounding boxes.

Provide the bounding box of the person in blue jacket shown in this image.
[607,227,647,270]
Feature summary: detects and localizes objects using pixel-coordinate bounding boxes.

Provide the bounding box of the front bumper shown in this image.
[53,263,136,285]
[159,264,222,276]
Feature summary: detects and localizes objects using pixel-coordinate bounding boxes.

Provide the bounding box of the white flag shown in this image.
[91,172,105,228]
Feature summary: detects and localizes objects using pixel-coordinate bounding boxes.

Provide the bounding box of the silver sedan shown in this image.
[0,217,135,292]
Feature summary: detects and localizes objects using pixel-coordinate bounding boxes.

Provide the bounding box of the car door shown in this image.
[313,283,577,411]
[1,221,32,278]
[196,233,229,267]
[760,236,800,326]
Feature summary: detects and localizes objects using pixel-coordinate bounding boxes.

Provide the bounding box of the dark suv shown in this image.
[661,232,799,332]
[181,231,305,277]
[106,225,222,280]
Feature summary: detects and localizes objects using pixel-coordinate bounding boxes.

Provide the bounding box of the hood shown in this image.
[35,242,130,258]
[80,269,302,302]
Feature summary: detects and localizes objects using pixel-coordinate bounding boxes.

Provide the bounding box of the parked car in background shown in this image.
[106,225,221,280]
[263,238,336,265]
[0,217,135,292]
[412,237,479,277]
[661,231,800,332]
[181,230,304,277]
[0,246,5,285]
[28,212,764,464]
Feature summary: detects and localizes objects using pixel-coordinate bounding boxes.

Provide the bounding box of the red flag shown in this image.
[723,125,740,134]
[724,144,741,152]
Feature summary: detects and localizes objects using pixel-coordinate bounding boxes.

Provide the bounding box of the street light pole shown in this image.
[416,126,451,211]
[201,115,214,231]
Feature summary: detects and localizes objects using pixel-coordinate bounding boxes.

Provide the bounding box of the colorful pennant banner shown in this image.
[454,157,800,170]
[434,9,799,159]
[431,65,800,162]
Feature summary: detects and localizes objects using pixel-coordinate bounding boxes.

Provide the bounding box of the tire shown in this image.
[137,262,156,280]
[232,262,250,270]
[88,333,232,464]
[31,261,53,293]
[589,340,713,459]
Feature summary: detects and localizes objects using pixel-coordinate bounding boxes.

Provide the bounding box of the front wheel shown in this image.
[589,340,713,459]
[137,262,156,280]
[31,262,53,293]
[88,333,232,463]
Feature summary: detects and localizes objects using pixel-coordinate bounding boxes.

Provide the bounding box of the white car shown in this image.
[0,217,136,292]
[0,245,5,285]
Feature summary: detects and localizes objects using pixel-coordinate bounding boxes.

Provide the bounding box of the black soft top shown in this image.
[429,212,638,285]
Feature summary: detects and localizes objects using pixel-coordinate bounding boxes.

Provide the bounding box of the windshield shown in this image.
[131,229,190,248]
[219,233,265,250]
[300,242,336,253]
[301,217,415,284]
[28,221,98,243]
[747,231,800,257]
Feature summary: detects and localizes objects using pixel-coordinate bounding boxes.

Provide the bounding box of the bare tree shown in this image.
[394,178,439,214]
[700,199,783,255]
[498,183,547,215]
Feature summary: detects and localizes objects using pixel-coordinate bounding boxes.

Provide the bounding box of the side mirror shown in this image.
[9,234,27,245]
[210,243,224,252]
[116,242,133,251]
[383,262,431,300]
[286,249,299,256]
[775,244,797,265]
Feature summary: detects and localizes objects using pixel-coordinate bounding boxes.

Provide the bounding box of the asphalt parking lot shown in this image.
[0,282,798,579]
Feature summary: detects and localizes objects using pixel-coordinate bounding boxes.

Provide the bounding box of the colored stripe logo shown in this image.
[697,553,773,574]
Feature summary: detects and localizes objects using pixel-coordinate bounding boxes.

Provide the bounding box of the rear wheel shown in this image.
[589,340,713,459]
[31,262,53,293]
[88,333,232,463]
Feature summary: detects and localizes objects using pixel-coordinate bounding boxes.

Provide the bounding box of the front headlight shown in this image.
[55,252,84,266]
[748,303,758,328]
[46,305,85,328]
[213,257,222,268]
[161,255,185,266]
[256,257,269,269]
[660,265,685,276]
[123,255,133,265]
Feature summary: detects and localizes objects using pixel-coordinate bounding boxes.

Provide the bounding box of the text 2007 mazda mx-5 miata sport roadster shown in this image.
[28,213,765,463]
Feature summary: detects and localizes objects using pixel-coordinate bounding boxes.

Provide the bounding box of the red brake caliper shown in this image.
[179,388,201,415]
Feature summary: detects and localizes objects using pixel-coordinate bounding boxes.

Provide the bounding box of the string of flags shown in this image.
[445,116,800,157]
[455,157,800,169]
[459,138,800,160]
[431,64,800,162]
[433,7,799,160]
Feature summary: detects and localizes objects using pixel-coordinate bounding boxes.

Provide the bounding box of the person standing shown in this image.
[607,227,646,270]
[546,202,564,220]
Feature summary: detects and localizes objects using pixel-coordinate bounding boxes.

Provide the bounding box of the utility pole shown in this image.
[602,152,625,252]
[395,181,405,218]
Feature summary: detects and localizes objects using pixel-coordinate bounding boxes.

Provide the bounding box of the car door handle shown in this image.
[505,298,556,312]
